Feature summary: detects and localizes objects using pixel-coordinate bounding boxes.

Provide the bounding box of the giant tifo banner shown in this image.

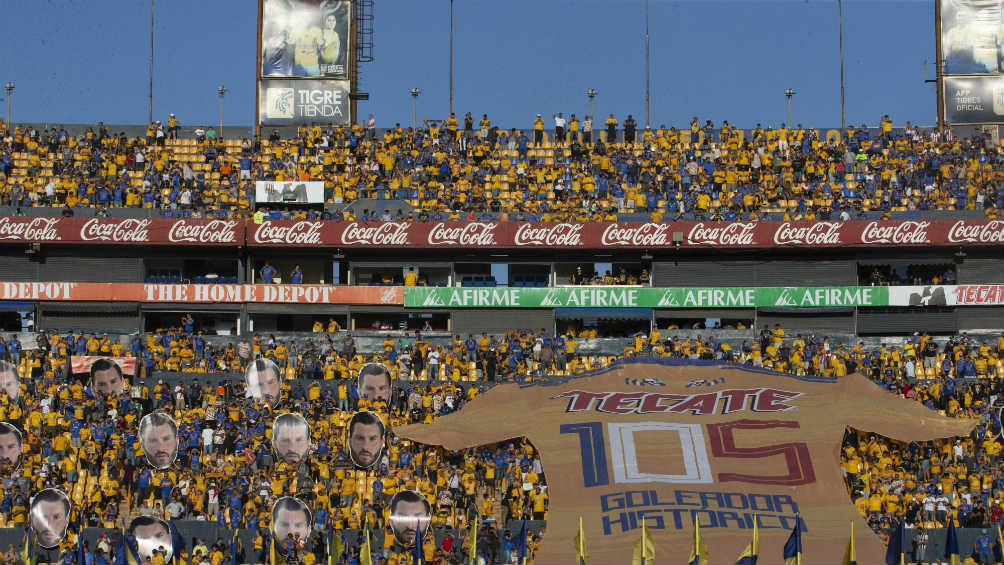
[397,360,976,564]
[406,286,890,308]
[0,282,401,304]
[2,217,1004,248]
[69,356,137,375]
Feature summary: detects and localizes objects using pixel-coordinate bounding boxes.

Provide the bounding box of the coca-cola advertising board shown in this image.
[247,219,1004,249]
[0,217,241,245]
[0,217,1002,250]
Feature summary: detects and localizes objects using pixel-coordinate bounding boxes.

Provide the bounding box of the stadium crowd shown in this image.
[0,321,1001,564]
[0,115,1001,220]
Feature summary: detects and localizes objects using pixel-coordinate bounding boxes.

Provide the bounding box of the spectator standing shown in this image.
[553,113,566,145]
[582,115,592,145]
[605,113,618,143]
[261,262,277,284]
[623,114,637,145]
[290,264,303,284]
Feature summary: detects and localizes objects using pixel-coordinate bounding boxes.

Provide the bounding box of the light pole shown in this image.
[586,88,597,121]
[4,83,13,129]
[838,0,846,129]
[217,85,226,139]
[449,0,454,115]
[410,88,421,130]
[644,0,650,129]
[785,88,796,129]
[149,0,154,126]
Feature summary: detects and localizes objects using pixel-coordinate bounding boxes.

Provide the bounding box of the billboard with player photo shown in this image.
[261,0,350,78]
[941,0,1004,75]
[255,181,325,204]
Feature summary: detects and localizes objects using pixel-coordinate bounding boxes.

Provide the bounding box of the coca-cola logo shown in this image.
[427,222,498,246]
[513,223,584,246]
[687,222,756,246]
[947,220,1004,244]
[860,221,931,245]
[772,222,843,246]
[0,217,61,241]
[254,220,323,245]
[80,218,151,243]
[168,219,239,244]
[339,222,410,246]
[600,223,672,247]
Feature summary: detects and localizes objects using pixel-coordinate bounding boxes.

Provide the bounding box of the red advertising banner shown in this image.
[0,217,241,245]
[0,282,403,304]
[0,216,1001,249]
[245,218,1004,249]
[70,356,137,375]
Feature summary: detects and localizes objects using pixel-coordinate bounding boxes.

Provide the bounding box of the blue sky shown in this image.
[0,0,938,129]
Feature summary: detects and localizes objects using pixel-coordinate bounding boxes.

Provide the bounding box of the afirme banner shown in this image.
[259,79,350,126]
[944,75,1004,125]
[406,286,890,309]
[397,361,976,564]
[2,217,1004,248]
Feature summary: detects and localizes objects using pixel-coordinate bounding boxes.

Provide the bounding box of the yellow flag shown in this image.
[687,514,708,565]
[573,516,589,565]
[359,528,372,565]
[269,535,277,565]
[735,514,759,564]
[632,518,655,565]
[465,514,480,565]
[841,522,857,565]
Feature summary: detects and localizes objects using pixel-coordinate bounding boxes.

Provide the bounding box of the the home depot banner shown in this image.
[396,361,975,565]
[0,282,401,305]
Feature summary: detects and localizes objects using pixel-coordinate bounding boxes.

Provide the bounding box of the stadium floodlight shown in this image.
[217,85,226,139]
[410,88,421,130]
[785,88,796,130]
[586,88,597,120]
[4,82,13,128]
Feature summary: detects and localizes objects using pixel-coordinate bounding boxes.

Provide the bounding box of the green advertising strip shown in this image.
[405,286,890,308]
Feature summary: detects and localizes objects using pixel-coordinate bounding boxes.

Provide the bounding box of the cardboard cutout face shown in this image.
[0,422,23,474]
[271,497,312,544]
[129,517,174,562]
[140,412,179,470]
[90,358,125,397]
[246,358,283,407]
[388,490,432,548]
[347,411,385,469]
[272,413,312,465]
[357,363,393,404]
[30,488,71,548]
